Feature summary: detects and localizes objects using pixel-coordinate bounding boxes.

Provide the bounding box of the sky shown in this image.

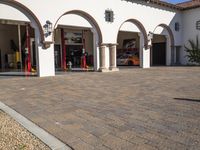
[162,0,191,4]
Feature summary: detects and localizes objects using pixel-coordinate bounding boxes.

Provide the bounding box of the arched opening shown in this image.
[0,1,44,76]
[116,19,148,68]
[53,10,102,72]
[151,24,175,66]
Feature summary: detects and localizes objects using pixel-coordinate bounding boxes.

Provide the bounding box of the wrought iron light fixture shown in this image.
[148,31,154,41]
[43,20,52,37]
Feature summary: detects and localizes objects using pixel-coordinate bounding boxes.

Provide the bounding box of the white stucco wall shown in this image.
[0,4,29,22]
[182,7,200,65]
[2,0,181,43]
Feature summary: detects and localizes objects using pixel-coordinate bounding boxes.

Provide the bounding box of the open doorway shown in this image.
[151,34,166,66]
[53,11,102,73]
[54,26,94,71]
[0,21,37,76]
[117,31,140,67]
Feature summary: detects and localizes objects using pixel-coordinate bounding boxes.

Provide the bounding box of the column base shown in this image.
[109,67,119,72]
[141,65,150,69]
[99,68,110,72]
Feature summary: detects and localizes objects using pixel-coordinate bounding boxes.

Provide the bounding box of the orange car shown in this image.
[117,54,140,66]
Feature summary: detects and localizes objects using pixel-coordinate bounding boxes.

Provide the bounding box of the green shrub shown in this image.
[184,35,200,65]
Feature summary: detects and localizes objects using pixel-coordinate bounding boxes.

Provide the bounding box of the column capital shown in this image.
[99,43,107,48]
[99,43,119,47]
[42,41,53,49]
[108,43,118,47]
[138,32,143,37]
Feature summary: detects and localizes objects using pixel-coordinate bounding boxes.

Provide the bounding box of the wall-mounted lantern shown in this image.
[105,9,114,23]
[148,31,154,41]
[147,31,154,49]
[43,20,52,37]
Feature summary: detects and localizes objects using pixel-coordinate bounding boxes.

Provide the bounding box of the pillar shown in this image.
[99,44,109,72]
[138,33,150,68]
[166,35,171,66]
[35,30,55,77]
[37,43,55,77]
[171,46,175,65]
[109,44,119,71]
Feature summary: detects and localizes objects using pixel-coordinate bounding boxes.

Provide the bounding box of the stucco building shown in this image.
[0,0,199,77]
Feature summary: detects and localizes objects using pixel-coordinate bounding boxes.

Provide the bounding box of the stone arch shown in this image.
[0,0,44,43]
[53,10,103,44]
[152,24,175,65]
[156,24,175,47]
[117,19,148,49]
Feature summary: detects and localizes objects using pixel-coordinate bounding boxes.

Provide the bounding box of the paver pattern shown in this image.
[0,67,200,150]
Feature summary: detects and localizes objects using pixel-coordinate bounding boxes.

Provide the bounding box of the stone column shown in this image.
[171,46,175,65]
[138,33,150,68]
[109,44,119,71]
[99,44,109,72]
[35,30,55,77]
[166,35,171,66]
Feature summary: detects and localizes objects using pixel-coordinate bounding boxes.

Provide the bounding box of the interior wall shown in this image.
[0,23,35,70]
[152,34,166,43]
[117,31,140,50]
[151,34,168,66]
[54,28,61,44]
[54,28,93,55]
[84,30,93,55]
[0,24,18,69]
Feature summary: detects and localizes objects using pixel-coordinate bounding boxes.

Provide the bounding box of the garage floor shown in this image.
[0,67,200,150]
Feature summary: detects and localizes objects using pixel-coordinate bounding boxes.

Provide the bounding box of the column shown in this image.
[171,46,175,65]
[138,33,150,68]
[109,44,119,71]
[35,28,55,77]
[99,44,109,72]
[61,28,66,70]
[166,35,171,66]
[17,24,22,70]
[37,43,55,77]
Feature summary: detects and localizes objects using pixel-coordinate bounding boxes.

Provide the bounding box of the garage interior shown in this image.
[54,26,94,72]
[151,34,167,66]
[0,20,37,76]
[117,31,140,66]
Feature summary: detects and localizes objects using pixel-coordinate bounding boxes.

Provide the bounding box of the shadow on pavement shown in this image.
[174,98,200,103]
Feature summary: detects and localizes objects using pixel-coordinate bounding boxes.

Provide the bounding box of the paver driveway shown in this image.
[0,67,200,150]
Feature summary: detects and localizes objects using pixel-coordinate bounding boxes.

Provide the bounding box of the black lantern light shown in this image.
[43,20,52,37]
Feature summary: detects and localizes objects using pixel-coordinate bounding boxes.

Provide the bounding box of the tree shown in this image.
[184,35,200,65]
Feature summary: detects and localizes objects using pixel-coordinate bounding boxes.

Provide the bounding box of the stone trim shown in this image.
[53,10,103,44]
[118,19,149,50]
[0,101,71,150]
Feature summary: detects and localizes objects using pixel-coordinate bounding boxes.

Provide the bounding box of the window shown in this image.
[105,10,114,22]
[196,20,200,30]
[175,22,180,31]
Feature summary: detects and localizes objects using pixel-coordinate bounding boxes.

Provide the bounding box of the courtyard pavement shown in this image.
[0,67,200,150]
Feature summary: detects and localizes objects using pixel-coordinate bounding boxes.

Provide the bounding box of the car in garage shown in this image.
[117,52,139,66]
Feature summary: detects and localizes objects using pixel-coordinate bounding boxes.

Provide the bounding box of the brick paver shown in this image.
[0,67,200,150]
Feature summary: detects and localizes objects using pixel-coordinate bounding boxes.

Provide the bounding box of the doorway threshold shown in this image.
[0,71,37,77]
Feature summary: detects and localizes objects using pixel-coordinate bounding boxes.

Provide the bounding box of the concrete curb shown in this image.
[0,101,72,150]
